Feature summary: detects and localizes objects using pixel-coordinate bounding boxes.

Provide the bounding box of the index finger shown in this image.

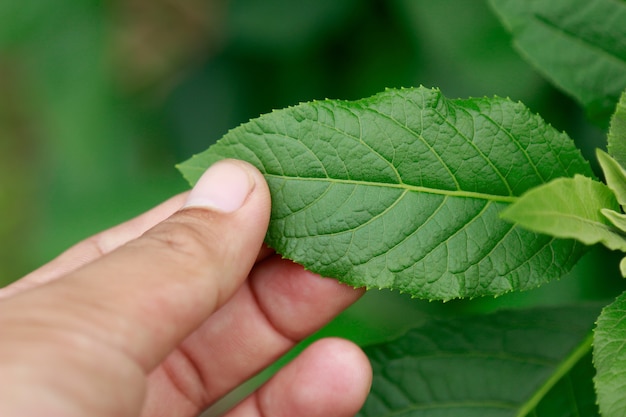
[0,193,187,298]
[0,191,275,299]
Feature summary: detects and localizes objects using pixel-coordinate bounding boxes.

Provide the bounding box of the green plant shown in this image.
[177,0,626,416]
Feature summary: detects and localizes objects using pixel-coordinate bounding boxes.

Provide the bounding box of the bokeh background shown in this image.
[1,1,624,412]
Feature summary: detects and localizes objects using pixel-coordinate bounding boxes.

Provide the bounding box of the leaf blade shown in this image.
[601,209,626,235]
[358,305,601,417]
[608,89,626,167]
[179,87,592,299]
[489,0,626,124]
[594,291,626,416]
[501,175,626,251]
[597,149,626,208]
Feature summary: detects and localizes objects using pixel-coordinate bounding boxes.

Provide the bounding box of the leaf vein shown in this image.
[432,102,515,195]
[363,105,461,189]
[342,103,403,183]
[476,109,548,183]
[265,175,517,204]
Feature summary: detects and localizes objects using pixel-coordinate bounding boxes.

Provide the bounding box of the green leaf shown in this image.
[391,0,543,101]
[501,175,626,251]
[358,305,600,417]
[178,87,592,300]
[594,291,626,416]
[597,149,626,208]
[489,0,626,124]
[601,209,626,235]
[608,90,626,167]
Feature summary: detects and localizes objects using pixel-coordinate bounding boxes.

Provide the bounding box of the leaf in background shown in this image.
[594,291,626,416]
[358,305,600,417]
[597,149,626,208]
[227,0,358,55]
[391,0,544,102]
[178,87,592,300]
[501,175,626,251]
[608,90,626,168]
[489,0,626,125]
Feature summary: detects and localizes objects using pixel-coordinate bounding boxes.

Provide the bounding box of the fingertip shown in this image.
[183,160,262,213]
[296,338,372,415]
[257,338,372,417]
[250,259,365,341]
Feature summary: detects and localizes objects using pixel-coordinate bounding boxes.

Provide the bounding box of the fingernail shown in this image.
[183,160,255,213]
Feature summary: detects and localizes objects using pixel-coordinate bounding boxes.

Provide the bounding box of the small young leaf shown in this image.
[621,257,626,278]
[501,175,626,251]
[594,291,626,416]
[179,87,592,300]
[608,90,626,167]
[358,305,600,417]
[601,209,626,235]
[489,0,626,124]
[597,149,626,207]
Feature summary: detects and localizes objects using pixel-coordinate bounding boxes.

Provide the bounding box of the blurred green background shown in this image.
[1,0,623,348]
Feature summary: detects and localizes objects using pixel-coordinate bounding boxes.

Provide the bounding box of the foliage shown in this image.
[179,1,626,416]
[595,292,626,416]
[4,1,626,417]
[359,305,601,417]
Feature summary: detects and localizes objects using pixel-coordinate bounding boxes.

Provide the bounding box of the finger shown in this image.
[0,160,271,417]
[0,193,187,298]
[142,256,364,413]
[226,338,372,417]
[1,197,275,300]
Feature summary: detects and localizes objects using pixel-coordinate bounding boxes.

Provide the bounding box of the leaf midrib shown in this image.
[266,173,518,203]
[373,332,594,417]
[515,332,593,417]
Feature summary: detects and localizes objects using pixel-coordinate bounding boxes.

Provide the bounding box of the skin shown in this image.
[0,160,372,417]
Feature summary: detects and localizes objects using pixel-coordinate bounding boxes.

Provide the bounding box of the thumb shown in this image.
[0,159,271,372]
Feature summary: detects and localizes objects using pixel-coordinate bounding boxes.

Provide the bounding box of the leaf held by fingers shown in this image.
[178,87,592,300]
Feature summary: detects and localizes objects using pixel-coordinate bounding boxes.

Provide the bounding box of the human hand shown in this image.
[0,160,371,417]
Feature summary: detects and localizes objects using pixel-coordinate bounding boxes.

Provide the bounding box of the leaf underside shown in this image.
[489,0,626,125]
[358,305,600,417]
[178,87,592,300]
